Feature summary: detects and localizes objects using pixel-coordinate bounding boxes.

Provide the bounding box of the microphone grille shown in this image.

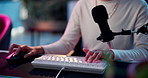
[92,5,108,23]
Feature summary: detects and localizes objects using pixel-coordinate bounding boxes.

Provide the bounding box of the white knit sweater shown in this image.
[42,0,148,61]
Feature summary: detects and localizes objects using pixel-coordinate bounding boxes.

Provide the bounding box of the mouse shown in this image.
[6,51,41,63]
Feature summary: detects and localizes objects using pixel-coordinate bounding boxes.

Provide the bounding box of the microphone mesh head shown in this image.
[92,5,108,23]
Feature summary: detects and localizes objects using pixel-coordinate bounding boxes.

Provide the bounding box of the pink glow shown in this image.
[6,51,16,59]
[0,14,11,41]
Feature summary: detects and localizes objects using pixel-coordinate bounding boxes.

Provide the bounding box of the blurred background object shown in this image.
[0,0,78,46]
[0,14,12,50]
[21,0,68,46]
[22,0,67,32]
[0,0,22,28]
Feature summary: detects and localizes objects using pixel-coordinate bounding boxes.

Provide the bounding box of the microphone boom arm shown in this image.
[97,23,148,42]
[113,23,148,36]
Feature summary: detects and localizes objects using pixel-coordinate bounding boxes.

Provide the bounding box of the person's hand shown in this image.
[83,48,114,63]
[9,44,44,58]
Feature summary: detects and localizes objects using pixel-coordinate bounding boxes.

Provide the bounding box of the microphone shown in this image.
[92,5,114,42]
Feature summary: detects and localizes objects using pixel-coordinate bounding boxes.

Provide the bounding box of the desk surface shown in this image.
[0,52,130,78]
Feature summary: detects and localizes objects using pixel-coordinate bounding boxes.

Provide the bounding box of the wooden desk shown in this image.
[0,52,102,78]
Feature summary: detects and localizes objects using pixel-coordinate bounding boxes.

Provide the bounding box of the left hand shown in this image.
[83,48,114,63]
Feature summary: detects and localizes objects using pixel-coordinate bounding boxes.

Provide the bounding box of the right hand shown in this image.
[9,44,44,58]
[83,48,102,63]
[83,48,114,63]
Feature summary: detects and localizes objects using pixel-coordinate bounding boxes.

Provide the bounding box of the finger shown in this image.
[24,50,36,58]
[82,48,89,53]
[9,44,20,53]
[92,51,103,63]
[93,51,103,61]
[14,45,28,56]
[88,52,98,63]
[93,60,102,63]
[13,47,21,56]
[92,49,101,53]
[84,51,94,61]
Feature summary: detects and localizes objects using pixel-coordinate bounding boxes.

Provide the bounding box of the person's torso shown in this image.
[78,0,144,50]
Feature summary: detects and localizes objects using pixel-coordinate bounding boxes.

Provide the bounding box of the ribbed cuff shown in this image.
[111,49,121,60]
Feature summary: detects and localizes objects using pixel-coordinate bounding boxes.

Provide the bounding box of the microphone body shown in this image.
[92,5,114,42]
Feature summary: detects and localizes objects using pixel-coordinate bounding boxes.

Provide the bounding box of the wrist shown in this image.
[109,50,115,60]
[102,50,114,60]
[31,46,45,54]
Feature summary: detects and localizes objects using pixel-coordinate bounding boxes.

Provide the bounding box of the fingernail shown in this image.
[92,60,97,63]
[24,55,27,58]
[13,53,16,56]
[84,58,87,61]
[88,58,92,63]
[93,60,101,63]
[91,50,97,52]
[83,48,86,51]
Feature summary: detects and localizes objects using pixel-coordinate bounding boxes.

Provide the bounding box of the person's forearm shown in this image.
[112,48,148,61]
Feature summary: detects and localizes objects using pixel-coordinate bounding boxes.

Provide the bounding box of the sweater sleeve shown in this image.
[42,1,81,54]
[112,0,148,61]
[112,48,148,61]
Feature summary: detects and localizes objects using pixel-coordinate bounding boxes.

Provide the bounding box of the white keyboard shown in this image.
[31,54,108,74]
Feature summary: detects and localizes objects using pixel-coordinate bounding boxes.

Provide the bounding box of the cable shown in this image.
[55,67,65,78]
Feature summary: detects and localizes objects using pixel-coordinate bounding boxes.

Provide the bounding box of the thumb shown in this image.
[24,50,36,58]
[83,48,89,53]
